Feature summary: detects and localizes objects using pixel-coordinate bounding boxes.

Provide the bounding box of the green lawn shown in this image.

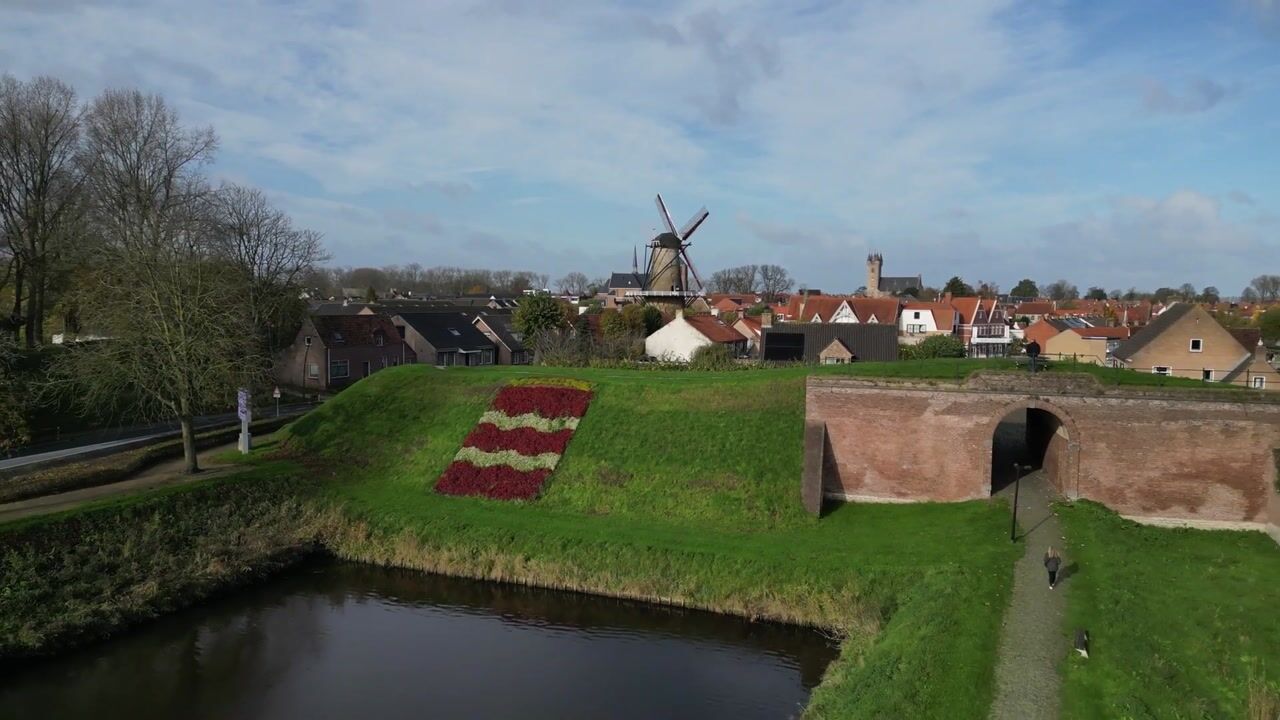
[1059,502,1280,719]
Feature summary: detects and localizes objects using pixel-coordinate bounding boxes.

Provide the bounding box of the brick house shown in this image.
[473,314,531,365]
[393,312,497,367]
[1111,303,1280,389]
[276,314,413,392]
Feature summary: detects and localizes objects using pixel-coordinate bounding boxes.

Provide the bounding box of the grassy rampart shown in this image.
[281,364,1021,717]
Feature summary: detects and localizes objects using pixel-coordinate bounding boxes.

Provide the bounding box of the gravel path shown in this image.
[990,469,1069,720]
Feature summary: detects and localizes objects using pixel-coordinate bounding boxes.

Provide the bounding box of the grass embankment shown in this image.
[0,415,295,504]
[0,461,323,662]
[1058,502,1280,719]
[282,363,1021,718]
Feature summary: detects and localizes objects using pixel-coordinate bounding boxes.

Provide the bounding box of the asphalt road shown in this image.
[0,403,315,473]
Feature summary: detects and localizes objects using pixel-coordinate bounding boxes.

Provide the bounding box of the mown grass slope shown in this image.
[281,363,1021,718]
[1059,502,1280,719]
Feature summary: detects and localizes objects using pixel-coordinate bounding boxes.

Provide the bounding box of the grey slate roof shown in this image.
[1110,303,1193,362]
[608,272,648,290]
[474,314,526,353]
[309,302,373,316]
[878,275,923,294]
[759,322,899,363]
[396,312,496,352]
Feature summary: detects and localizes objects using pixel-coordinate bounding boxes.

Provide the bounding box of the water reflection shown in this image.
[0,562,838,719]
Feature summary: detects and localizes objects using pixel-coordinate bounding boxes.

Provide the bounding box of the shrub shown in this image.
[913,334,967,359]
[688,343,736,371]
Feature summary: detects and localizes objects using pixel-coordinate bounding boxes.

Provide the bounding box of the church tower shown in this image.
[866,253,883,298]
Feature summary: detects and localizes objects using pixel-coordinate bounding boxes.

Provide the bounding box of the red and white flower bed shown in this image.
[435,381,592,500]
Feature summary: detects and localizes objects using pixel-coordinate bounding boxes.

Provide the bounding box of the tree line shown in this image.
[706,264,794,300]
[0,75,326,471]
[306,265,552,299]
[942,276,1280,304]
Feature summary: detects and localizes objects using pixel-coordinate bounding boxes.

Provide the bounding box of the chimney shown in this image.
[761,310,773,329]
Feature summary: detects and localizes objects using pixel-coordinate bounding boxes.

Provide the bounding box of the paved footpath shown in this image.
[990,470,1069,720]
[0,443,239,524]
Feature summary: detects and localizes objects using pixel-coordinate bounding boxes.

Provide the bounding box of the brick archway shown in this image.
[982,397,1081,498]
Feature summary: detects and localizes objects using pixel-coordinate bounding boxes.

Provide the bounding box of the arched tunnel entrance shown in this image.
[991,407,1069,495]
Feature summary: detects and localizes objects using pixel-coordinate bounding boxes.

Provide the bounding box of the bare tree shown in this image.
[0,75,85,348]
[1249,274,1280,303]
[50,89,259,474]
[1043,279,1079,301]
[556,271,589,295]
[210,184,327,351]
[709,264,758,294]
[758,264,793,301]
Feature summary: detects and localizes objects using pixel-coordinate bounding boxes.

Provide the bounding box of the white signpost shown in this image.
[273,386,281,418]
[237,388,252,454]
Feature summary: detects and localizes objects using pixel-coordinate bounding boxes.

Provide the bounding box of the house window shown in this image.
[1189,338,1202,352]
[912,311,921,320]
[1201,369,1214,382]
[906,324,927,334]
[307,363,319,379]
[332,331,345,344]
[330,360,350,379]
[823,356,844,365]
[437,352,456,367]
[1252,376,1266,389]
[1153,366,1171,376]
[304,335,312,347]
[375,333,385,347]
[448,328,461,336]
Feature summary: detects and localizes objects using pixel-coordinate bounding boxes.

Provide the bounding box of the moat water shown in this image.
[0,562,838,719]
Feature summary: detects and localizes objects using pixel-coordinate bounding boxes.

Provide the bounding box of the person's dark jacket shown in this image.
[1044,554,1061,573]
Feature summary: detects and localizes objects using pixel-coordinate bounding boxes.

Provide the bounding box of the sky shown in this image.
[2,0,1278,295]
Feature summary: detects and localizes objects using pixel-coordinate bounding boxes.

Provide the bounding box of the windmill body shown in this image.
[632,194,708,311]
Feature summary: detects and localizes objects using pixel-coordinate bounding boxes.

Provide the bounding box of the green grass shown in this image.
[1059,501,1280,719]
[0,462,323,660]
[279,363,1021,717]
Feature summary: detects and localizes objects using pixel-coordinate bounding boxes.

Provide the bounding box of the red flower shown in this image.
[435,461,551,500]
[462,423,574,456]
[492,386,592,419]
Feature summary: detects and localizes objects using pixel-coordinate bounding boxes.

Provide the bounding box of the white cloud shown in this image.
[0,0,1274,291]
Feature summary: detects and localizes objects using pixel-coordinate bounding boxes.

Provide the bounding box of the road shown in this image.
[0,403,315,473]
[0,442,241,524]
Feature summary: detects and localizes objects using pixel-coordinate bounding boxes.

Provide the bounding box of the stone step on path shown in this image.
[990,470,1070,720]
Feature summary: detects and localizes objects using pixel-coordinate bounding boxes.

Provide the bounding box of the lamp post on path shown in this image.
[1010,462,1031,542]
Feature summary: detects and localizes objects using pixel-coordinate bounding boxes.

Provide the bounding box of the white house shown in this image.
[899,302,958,345]
[644,310,747,362]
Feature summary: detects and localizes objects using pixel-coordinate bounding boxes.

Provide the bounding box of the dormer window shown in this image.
[375,333,385,347]
[449,328,461,336]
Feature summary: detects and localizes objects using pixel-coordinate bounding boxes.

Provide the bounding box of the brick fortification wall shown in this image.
[806,373,1280,533]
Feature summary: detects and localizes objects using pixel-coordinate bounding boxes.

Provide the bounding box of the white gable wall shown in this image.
[644,314,713,362]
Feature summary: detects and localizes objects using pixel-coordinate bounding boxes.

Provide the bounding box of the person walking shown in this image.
[1044,547,1062,589]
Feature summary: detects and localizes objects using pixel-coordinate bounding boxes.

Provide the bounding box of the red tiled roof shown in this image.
[1014,301,1055,315]
[849,297,901,324]
[950,297,983,325]
[685,314,746,344]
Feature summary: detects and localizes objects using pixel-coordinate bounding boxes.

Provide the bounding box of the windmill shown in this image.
[637,193,708,309]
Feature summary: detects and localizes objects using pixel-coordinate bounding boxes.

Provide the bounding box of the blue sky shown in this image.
[2,0,1277,294]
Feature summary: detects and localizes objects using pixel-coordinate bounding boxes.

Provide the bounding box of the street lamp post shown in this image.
[1009,462,1030,542]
